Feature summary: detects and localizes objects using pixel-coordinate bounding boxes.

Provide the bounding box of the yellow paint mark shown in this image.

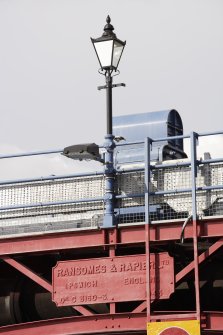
[147,320,200,335]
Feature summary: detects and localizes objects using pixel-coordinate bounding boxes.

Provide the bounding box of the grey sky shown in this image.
[0,0,223,178]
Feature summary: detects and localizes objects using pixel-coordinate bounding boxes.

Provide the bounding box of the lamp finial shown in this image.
[103,15,116,37]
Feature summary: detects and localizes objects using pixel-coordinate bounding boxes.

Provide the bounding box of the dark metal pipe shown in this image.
[0,196,104,212]
[106,72,113,135]
[0,131,222,160]
[103,71,116,227]
[0,149,63,160]
[0,171,104,187]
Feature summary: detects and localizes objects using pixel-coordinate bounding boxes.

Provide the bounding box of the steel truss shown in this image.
[0,219,223,334]
[0,132,223,334]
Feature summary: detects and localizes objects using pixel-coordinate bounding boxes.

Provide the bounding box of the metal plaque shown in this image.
[52,253,174,307]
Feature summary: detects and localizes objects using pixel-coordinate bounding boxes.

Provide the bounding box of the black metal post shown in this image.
[92,16,126,227]
[103,70,116,228]
[106,72,113,135]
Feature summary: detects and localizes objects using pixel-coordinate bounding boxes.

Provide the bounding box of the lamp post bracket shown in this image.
[97,83,126,90]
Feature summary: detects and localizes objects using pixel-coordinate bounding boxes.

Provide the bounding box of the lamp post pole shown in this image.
[106,72,113,135]
[91,16,126,228]
[103,71,115,228]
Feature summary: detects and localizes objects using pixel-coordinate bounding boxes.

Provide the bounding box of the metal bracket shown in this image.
[97,83,126,90]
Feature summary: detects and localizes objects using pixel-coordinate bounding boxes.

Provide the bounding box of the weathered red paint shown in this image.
[0,313,146,335]
[0,312,222,335]
[0,218,223,256]
[52,253,174,307]
[204,311,223,329]
[0,218,223,334]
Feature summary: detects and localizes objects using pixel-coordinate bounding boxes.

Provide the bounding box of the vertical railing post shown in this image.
[145,137,152,322]
[190,131,201,321]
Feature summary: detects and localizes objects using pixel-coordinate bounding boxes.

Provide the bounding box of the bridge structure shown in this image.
[0,130,223,335]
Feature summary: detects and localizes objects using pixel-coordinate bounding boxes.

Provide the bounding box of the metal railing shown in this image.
[0,130,222,237]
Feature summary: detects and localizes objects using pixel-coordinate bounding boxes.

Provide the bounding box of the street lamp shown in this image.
[91,15,126,135]
[91,16,126,227]
[91,15,126,74]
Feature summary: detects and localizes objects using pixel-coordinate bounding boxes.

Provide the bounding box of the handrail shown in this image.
[0,131,222,216]
[0,130,222,160]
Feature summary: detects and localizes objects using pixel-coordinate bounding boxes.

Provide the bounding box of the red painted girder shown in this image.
[0,229,105,256]
[202,332,223,335]
[150,313,197,321]
[121,218,223,243]
[203,311,223,330]
[191,219,200,320]
[0,218,223,256]
[0,312,222,334]
[0,313,146,335]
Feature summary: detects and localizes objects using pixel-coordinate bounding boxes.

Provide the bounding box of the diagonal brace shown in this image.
[132,238,223,314]
[1,255,93,316]
[176,238,223,283]
[2,255,52,292]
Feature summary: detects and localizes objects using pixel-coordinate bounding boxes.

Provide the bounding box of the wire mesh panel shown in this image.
[116,171,161,223]
[0,176,105,236]
[0,176,104,208]
[116,162,223,224]
[199,163,223,217]
[0,161,223,236]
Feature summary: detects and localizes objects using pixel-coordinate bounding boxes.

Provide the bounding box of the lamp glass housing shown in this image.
[94,40,113,69]
[112,40,124,68]
[92,38,125,71]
